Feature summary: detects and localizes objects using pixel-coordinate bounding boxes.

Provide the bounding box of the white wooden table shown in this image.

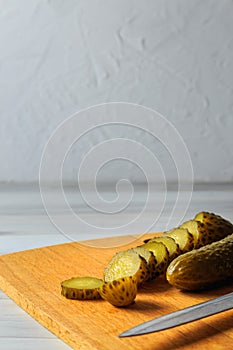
[0,183,232,350]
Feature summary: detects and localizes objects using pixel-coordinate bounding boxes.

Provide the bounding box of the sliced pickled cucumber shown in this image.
[61,276,104,300]
[166,233,233,291]
[179,220,200,248]
[129,246,157,281]
[164,228,194,253]
[61,211,233,303]
[194,211,233,245]
[104,250,147,285]
[148,236,181,261]
[100,276,137,307]
[194,211,228,223]
[142,241,169,279]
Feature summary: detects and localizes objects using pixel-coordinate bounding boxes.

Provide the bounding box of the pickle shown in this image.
[142,241,169,279]
[164,228,195,253]
[61,276,104,300]
[129,246,157,281]
[104,250,148,285]
[61,211,233,304]
[100,276,137,307]
[166,233,233,291]
[194,211,233,246]
[179,220,200,248]
[148,236,181,260]
[179,212,233,249]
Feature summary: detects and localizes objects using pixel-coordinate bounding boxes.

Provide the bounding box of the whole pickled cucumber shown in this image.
[166,233,233,291]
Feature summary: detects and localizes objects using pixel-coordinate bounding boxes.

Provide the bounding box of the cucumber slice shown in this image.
[179,220,200,248]
[148,236,181,260]
[100,276,137,307]
[61,276,104,300]
[164,228,194,253]
[128,246,157,281]
[194,211,233,246]
[142,241,169,279]
[104,250,147,285]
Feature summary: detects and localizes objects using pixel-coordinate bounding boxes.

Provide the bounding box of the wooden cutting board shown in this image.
[0,233,232,350]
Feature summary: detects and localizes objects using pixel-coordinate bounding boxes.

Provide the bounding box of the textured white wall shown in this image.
[0,0,233,183]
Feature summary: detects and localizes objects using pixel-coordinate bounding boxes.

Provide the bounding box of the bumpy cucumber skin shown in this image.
[166,233,233,291]
[194,212,233,246]
[61,286,102,300]
[100,276,137,307]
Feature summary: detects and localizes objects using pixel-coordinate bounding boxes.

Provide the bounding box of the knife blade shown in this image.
[119,291,233,337]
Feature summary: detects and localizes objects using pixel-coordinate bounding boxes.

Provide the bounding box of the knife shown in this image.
[119,291,233,337]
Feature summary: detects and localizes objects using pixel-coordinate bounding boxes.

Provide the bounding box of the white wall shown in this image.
[0,0,233,183]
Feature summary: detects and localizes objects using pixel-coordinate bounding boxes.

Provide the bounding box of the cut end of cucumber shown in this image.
[104,250,147,285]
[179,220,200,248]
[164,228,194,252]
[142,241,169,279]
[148,236,180,260]
[129,246,157,281]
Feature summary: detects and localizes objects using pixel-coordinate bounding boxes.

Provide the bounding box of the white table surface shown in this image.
[0,183,232,350]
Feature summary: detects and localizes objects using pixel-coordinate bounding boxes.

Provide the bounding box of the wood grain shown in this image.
[0,233,232,350]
